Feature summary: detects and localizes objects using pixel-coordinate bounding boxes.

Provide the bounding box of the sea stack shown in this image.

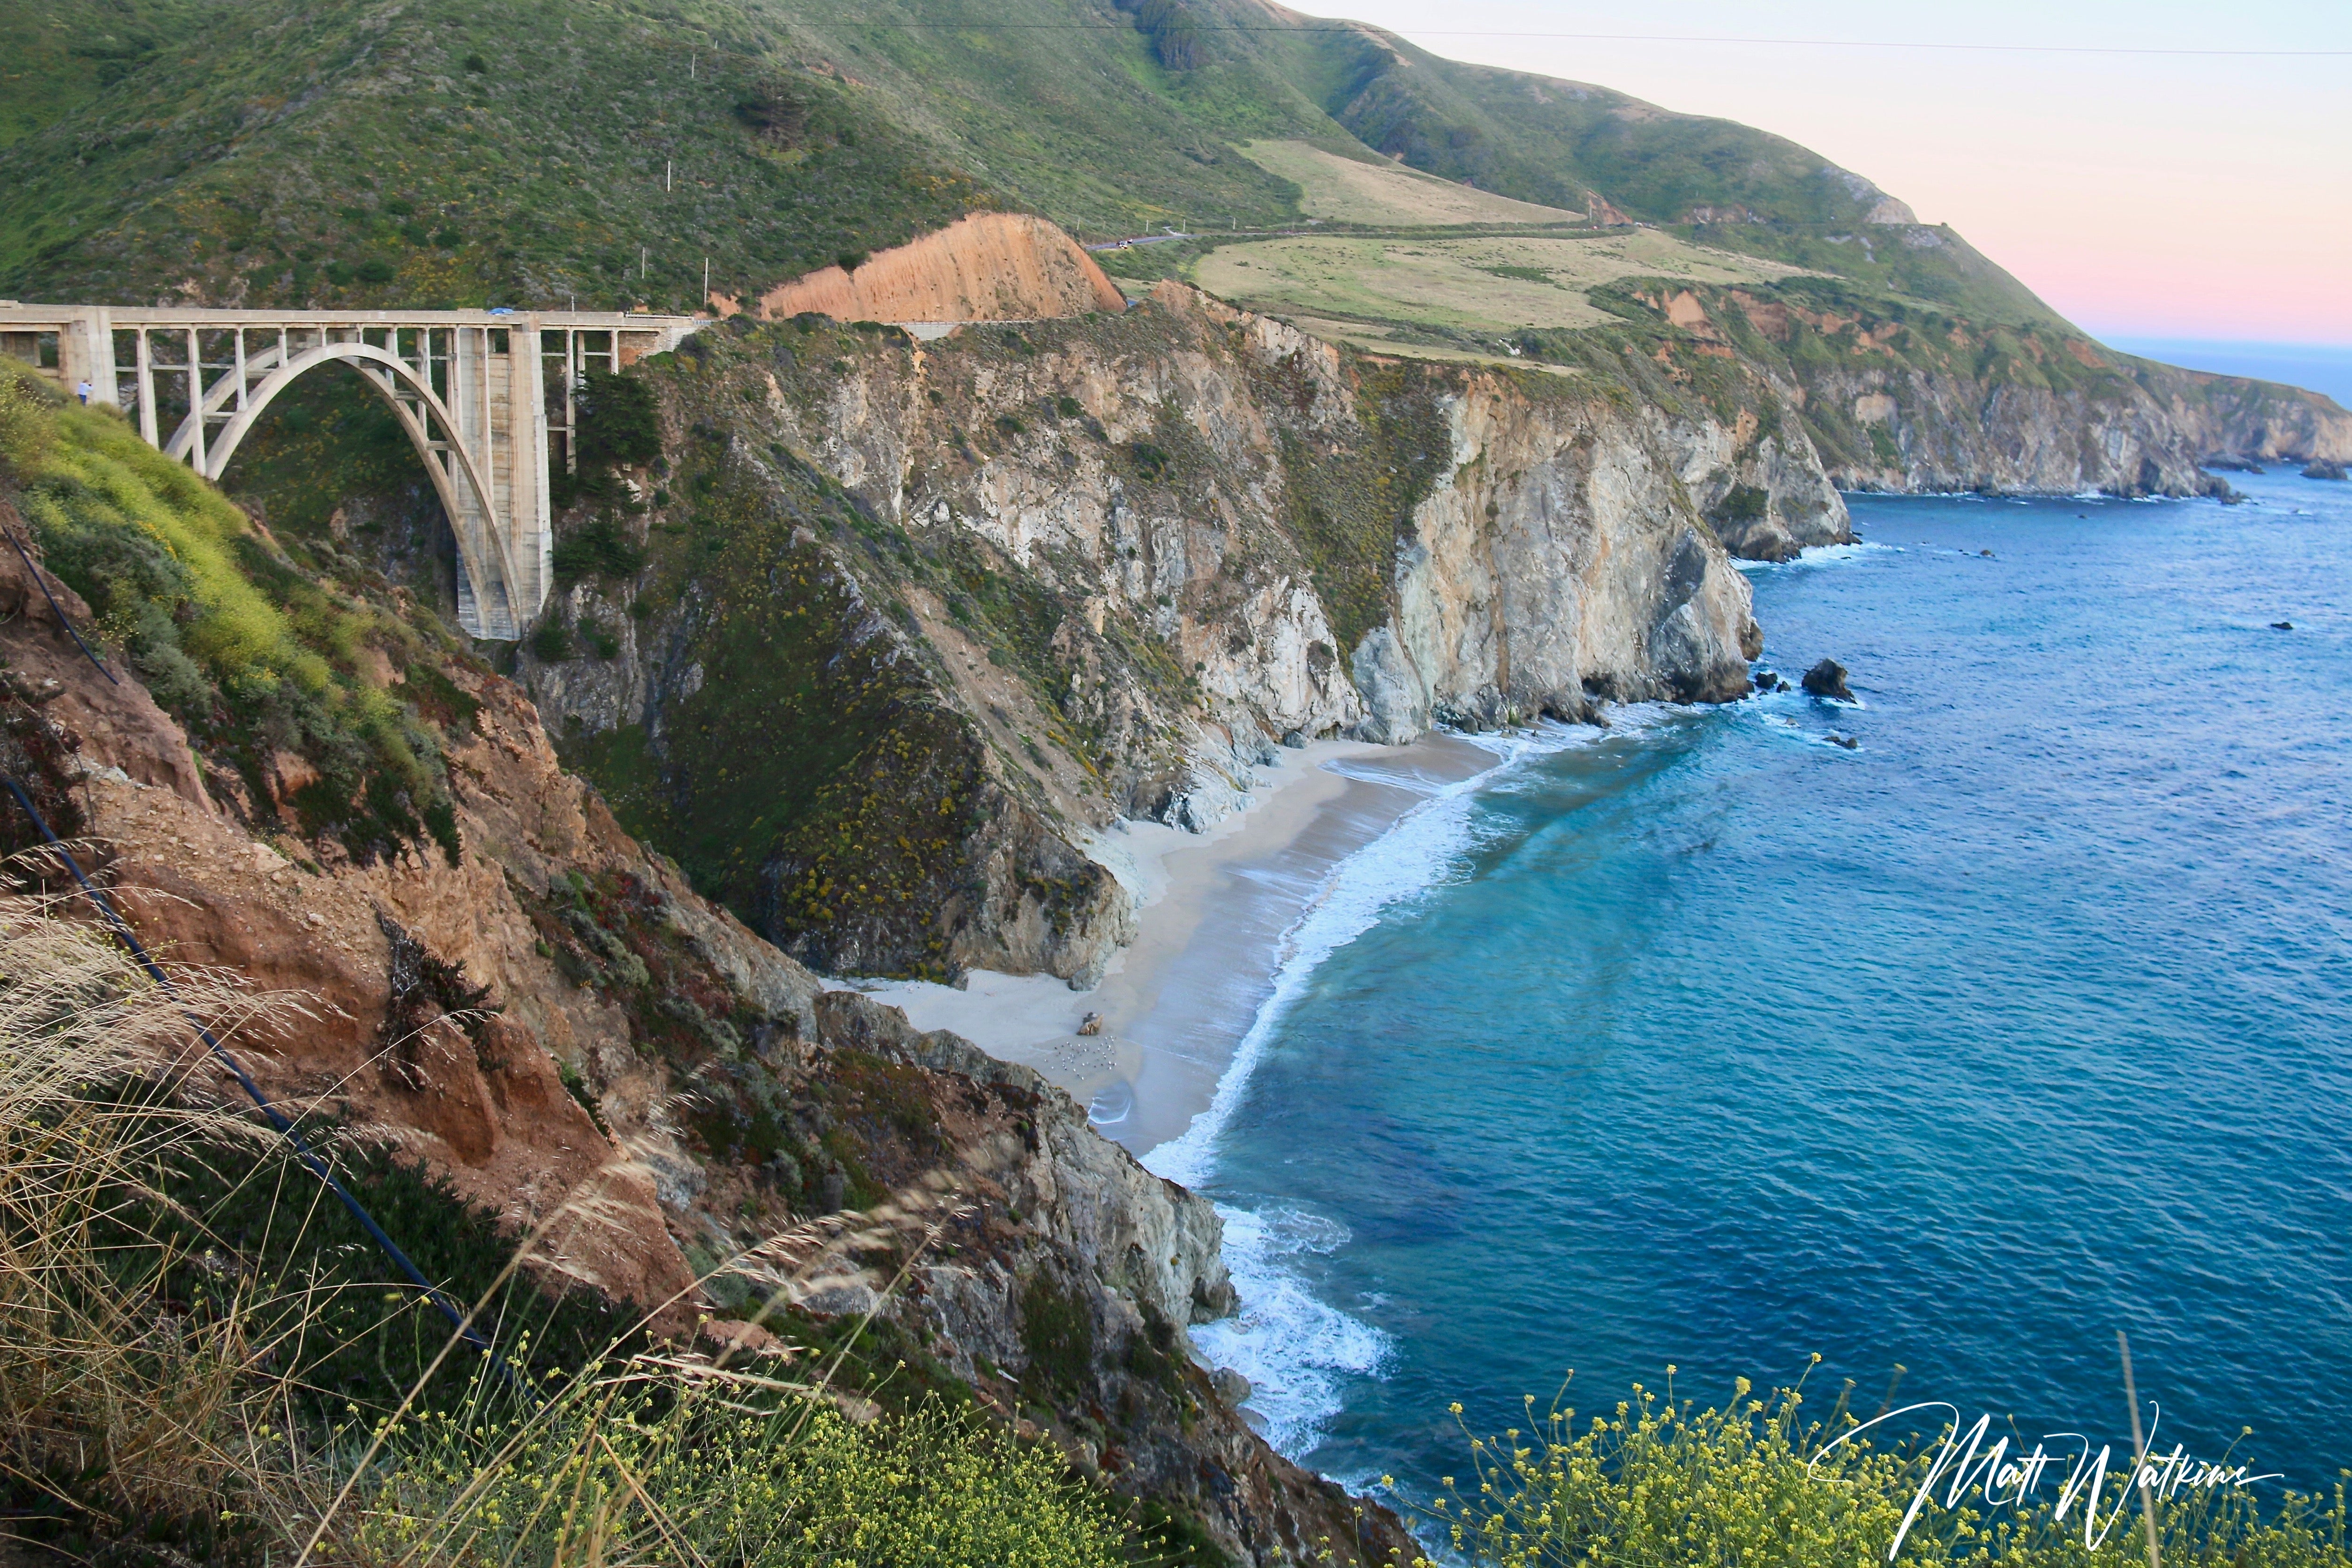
[1802,659,1855,701]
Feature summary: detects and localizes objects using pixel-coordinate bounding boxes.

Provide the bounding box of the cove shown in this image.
[1166,470,2352,1508]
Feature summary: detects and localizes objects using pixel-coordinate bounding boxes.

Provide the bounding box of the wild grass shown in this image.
[0,888,307,1547]
[1422,1373,2351,1568]
[0,889,1135,1565]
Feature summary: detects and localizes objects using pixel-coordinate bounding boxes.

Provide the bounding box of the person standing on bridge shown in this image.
[75,380,92,405]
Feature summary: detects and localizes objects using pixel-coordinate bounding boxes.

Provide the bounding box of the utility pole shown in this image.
[666,159,673,191]
[702,256,710,307]
[640,245,648,280]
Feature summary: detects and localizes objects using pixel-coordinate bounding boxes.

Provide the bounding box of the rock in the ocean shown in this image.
[2302,461,2348,481]
[1077,1010,1104,1037]
[2271,621,2295,631]
[1752,669,1783,694]
[1828,733,1860,750]
[1802,659,1854,701]
[1211,1367,1253,1406]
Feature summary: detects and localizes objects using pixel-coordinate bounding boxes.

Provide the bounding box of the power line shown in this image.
[852,20,2347,58]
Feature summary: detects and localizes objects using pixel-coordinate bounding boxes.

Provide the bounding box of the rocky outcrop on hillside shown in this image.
[721,211,1129,324]
[2138,362,2352,468]
[520,282,1768,981]
[1812,365,2232,496]
[1674,283,2352,496]
[0,528,1411,1566]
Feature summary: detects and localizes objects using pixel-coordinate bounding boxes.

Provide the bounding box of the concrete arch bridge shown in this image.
[0,303,705,640]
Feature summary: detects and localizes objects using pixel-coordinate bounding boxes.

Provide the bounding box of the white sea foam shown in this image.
[1141,727,1558,1189]
[1145,719,1619,1455]
[1733,539,1895,573]
[1189,1204,1391,1454]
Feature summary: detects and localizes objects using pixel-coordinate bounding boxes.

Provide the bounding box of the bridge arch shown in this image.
[3,303,708,640]
[193,341,526,637]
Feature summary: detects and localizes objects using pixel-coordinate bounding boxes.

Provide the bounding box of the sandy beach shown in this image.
[858,732,1500,1157]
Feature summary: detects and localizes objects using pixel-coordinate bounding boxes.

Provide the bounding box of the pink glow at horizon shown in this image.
[1326,0,2352,346]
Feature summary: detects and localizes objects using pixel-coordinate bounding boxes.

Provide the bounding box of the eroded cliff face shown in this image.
[0,533,1410,1567]
[526,283,1772,983]
[723,211,1130,324]
[1806,363,2234,497]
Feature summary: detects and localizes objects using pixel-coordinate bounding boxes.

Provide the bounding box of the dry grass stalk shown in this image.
[0,889,312,1536]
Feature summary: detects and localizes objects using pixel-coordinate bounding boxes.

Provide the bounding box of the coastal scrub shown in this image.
[1429,1375,2351,1568]
[0,362,467,864]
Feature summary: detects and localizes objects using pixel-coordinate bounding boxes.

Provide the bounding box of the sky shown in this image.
[1319,0,2352,347]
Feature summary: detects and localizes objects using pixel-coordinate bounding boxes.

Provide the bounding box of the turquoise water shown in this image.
[1153,469,2352,1508]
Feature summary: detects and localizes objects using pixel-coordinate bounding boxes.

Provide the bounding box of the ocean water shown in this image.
[1150,467,2352,1510]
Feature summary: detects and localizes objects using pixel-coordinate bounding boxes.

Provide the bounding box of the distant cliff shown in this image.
[1635,282,2352,497]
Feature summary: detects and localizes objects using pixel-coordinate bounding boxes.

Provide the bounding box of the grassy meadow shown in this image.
[1233,140,1583,227]
[1186,229,1814,347]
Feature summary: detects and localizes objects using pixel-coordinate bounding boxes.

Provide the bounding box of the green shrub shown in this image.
[575,367,660,468]
[1428,1376,2352,1568]
[1712,483,1769,525]
[529,616,575,662]
[355,256,395,283]
[0,369,54,482]
[354,1386,1131,1568]
[1019,1274,1094,1394]
[551,511,646,585]
[735,77,810,145]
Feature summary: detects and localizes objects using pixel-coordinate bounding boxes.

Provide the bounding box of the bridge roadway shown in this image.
[0,302,707,640]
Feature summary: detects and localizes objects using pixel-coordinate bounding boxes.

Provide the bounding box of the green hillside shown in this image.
[0,0,2044,322]
[11,0,2334,491]
[0,0,993,311]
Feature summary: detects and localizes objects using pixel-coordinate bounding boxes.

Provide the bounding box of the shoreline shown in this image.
[858,731,1500,1158]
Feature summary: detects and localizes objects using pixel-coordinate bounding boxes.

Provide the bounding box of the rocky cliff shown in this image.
[519,282,1773,985]
[1640,282,2352,497]
[0,500,1412,1565]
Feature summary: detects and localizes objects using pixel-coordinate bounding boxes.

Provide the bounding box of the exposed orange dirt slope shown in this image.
[724,212,1127,323]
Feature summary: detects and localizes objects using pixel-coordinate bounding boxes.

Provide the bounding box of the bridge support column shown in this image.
[54,307,116,407]
[511,322,552,622]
